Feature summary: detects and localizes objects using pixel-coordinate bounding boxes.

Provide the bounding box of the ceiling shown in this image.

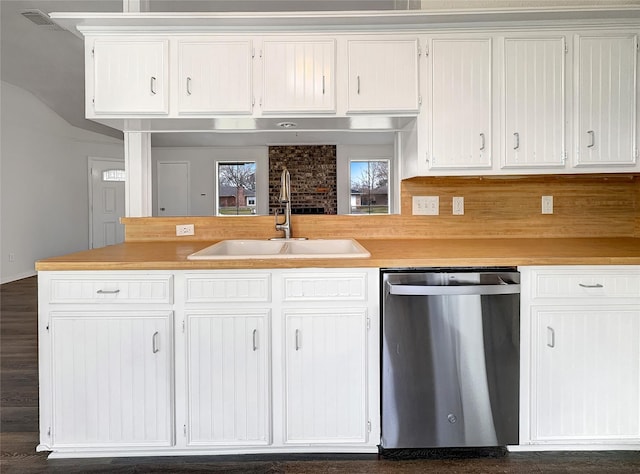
[1,0,637,147]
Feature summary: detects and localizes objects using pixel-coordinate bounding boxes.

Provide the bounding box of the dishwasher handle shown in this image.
[387,282,521,296]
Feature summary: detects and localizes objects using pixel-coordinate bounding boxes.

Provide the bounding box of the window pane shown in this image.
[217,162,257,215]
[102,169,126,182]
[350,160,389,214]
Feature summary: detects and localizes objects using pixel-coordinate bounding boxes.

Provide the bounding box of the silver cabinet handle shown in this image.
[96,289,120,294]
[295,329,301,351]
[547,326,555,348]
[152,331,160,353]
[480,133,486,151]
[579,283,604,288]
[252,329,258,351]
[357,75,360,95]
[150,76,157,95]
[322,75,325,95]
[513,132,520,150]
[587,130,595,148]
[186,77,192,96]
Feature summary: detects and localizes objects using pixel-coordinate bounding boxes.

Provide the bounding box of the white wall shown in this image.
[0,81,124,283]
[151,146,269,216]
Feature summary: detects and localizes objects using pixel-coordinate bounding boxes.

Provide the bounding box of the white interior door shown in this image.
[157,161,190,216]
[89,157,125,249]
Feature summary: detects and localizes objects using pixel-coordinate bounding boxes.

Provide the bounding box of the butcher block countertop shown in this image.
[35,237,640,271]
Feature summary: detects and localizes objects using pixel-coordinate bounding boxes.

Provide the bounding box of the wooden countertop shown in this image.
[35,237,640,271]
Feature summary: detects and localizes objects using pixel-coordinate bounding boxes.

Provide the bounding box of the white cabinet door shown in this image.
[178,40,253,114]
[185,311,270,446]
[574,34,638,167]
[49,311,173,448]
[533,306,640,442]
[284,309,368,444]
[347,39,420,113]
[429,38,493,170]
[503,37,566,168]
[92,39,169,114]
[262,40,335,113]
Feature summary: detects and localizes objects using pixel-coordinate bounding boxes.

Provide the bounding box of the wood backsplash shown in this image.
[124,174,639,241]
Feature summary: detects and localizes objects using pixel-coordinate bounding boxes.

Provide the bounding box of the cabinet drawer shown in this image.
[185,273,271,303]
[49,275,173,304]
[282,273,368,302]
[532,270,640,299]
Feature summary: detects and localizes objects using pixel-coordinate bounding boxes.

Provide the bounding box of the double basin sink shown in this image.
[187,238,370,260]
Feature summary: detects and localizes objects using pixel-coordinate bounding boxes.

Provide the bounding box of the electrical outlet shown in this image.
[176,224,195,236]
[8,252,15,262]
[452,197,464,215]
[541,196,554,215]
[413,196,439,215]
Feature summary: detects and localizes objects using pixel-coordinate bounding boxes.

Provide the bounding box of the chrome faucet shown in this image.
[275,167,292,239]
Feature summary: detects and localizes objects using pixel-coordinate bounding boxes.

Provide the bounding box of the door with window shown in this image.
[89,158,125,249]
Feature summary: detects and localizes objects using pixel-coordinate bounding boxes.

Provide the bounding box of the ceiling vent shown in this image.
[20,9,59,28]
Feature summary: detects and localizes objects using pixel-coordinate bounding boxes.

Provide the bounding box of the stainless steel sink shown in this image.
[187,239,370,260]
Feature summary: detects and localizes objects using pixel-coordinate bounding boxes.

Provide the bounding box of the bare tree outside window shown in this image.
[217,162,256,215]
[350,160,389,214]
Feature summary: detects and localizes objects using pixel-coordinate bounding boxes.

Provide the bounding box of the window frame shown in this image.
[336,144,397,215]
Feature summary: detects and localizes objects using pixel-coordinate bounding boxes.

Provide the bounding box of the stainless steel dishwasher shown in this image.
[381,268,520,450]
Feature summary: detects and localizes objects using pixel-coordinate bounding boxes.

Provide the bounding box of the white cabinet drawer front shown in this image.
[186,273,271,303]
[282,273,367,301]
[49,275,173,304]
[532,271,640,298]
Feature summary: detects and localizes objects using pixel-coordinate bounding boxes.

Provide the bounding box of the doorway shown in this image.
[88,157,125,249]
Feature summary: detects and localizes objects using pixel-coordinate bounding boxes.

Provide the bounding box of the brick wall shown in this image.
[269,145,337,215]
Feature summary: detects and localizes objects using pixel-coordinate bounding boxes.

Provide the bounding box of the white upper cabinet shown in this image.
[177,40,253,115]
[574,34,638,167]
[90,38,169,115]
[428,38,493,170]
[261,39,336,113]
[347,39,420,113]
[502,37,566,169]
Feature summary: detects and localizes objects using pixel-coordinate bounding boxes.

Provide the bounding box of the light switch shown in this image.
[413,196,439,215]
[542,196,553,214]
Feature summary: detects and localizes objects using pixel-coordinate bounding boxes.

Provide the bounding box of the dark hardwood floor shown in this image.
[2,275,639,473]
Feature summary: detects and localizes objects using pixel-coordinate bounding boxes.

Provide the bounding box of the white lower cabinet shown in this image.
[284,309,368,443]
[185,311,270,446]
[520,266,640,448]
[532,307,640,442]
[51,268,381,458]
[49,311,173,448]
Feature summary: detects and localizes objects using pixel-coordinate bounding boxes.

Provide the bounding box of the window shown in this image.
[216,162,257,215]
[102,169,126,182]
[349,160,390,214]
